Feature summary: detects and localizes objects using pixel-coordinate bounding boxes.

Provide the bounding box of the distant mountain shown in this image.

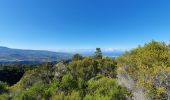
[0,46,72,64]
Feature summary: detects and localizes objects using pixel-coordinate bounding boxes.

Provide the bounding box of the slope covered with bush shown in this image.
[117,41,170,100]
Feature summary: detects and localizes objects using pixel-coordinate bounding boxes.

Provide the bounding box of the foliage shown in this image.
[52,91,81,100]
[94,48,103,59]
[117,41,170,99]
[0,81,8,94]
[60,74,78,92]
[0,64,36,86]
[0,93,8,100]
[84,75,128,100]
[72,54,83,61]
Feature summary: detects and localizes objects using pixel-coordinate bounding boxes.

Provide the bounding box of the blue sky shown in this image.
[0,0,170,51]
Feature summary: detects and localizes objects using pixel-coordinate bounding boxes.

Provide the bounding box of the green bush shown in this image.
[0,81,8,94]
[85,75,127,100]
[117,41,170,99]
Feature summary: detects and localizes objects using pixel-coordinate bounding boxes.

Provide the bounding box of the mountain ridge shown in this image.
[0,46,72,64]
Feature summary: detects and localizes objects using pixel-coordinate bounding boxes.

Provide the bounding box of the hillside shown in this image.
[117,41,170,100]
[0,46,72,64]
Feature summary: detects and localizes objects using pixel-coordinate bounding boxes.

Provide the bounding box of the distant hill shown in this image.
[0,46,72,64]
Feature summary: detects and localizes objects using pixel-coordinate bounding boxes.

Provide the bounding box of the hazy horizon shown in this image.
[0,45,126,53]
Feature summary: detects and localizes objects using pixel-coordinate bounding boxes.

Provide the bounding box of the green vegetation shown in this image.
[94,48,103,59]
[0,81,8,93]
[0,64,36,86]
[72,53,84,61]
[0,48,128,100]
[117,41,170,100]
[1,41,169,100]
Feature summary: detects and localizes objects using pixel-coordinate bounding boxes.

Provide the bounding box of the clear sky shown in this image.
[0,0,170,51]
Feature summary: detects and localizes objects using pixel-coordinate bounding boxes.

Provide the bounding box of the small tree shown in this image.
[94,48,103,59]
[72,54,83,61]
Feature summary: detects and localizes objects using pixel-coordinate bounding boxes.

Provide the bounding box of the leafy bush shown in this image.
[0,81,8,94]
[85,75,127,100]
[117,41,170,99]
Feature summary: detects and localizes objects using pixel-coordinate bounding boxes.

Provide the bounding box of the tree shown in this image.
[72,54,83,61]
[94,48,103,59]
